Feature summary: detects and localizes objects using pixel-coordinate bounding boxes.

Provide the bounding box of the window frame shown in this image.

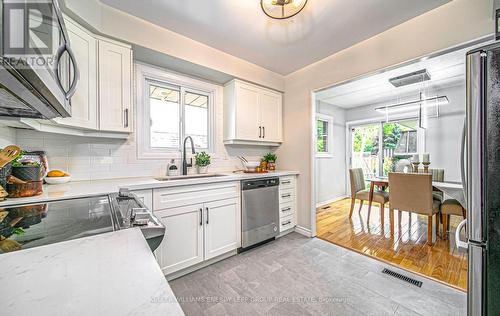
[136,63,217,160]
[315,113,334,158]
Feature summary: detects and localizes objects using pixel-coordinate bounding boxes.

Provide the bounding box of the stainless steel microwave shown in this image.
[0,0,78,119]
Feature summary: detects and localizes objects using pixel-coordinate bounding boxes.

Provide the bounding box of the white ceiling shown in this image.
[99,0,450,75]
[315,47,470,109]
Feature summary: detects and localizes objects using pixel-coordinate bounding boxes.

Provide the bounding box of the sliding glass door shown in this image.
[350,119,422,179]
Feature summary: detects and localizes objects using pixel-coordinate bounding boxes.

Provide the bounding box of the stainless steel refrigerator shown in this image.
[458,42,500,316]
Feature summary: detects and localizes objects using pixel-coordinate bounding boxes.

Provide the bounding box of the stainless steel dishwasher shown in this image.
[240,177,279,251]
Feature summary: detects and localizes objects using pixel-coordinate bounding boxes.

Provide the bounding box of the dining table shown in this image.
[367,177,466,213]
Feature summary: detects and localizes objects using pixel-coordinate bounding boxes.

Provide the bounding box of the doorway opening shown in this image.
[311,40,487,291]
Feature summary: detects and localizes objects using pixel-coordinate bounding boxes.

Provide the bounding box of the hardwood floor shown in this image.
[316,198,468,291]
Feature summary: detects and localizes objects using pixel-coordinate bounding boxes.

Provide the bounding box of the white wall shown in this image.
[345,84,465,182]
[13,65,274,181]
[0,126,16,148]
[315,101,347,205]
[277,0,493,234]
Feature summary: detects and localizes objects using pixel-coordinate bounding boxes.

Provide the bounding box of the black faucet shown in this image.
[182,136,196,175]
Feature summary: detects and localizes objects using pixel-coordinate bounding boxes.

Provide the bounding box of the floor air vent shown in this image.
[381,268,423,287]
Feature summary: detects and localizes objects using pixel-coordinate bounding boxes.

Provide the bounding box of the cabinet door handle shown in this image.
[124,109,129,128]
[206,207,209,224]
[259,126,262,138]
[282,194,291,198]
[282,221,292,226]
[263,126,265,138]
[282,207,291,212]
[199,208,203,226]
[281,180,291,185]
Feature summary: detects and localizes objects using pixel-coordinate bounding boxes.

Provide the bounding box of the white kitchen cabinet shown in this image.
[204,198,239,260]
[153,182,241,276]
[98,39,133,133]
[279,176,297,234]
[224,79,283,146]
[53,18,98,130]
[154,205,204,275]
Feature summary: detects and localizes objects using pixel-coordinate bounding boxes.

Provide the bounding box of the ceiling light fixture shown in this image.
[261,0,308,20]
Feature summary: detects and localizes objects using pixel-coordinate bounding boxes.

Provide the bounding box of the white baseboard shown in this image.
[316,195,348,208]
[295,225,312,238]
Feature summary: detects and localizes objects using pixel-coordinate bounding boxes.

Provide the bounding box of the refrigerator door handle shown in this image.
[455,219,468,250]
[460,119,467,208]
[466,51,486,242]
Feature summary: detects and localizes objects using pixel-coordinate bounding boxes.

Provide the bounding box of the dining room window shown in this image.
[316,113,334,158]
[136,64,216,159]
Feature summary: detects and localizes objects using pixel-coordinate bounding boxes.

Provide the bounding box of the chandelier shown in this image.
[260,0,308,20]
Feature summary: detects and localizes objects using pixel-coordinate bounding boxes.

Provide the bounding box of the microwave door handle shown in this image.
[65,44,79,99]
[54,44,79,99]
[54,44,66,95]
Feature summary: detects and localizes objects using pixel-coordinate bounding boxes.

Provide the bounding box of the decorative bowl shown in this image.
[44,176,71,185]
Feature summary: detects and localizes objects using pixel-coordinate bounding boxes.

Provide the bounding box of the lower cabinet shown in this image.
[155,204,204,275]
[204,198,240,260]
[154,197,240,275]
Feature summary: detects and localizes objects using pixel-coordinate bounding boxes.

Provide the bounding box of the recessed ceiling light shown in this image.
[261,0,308,20]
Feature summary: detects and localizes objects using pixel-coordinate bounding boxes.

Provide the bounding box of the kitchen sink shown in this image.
[154,174,229,181]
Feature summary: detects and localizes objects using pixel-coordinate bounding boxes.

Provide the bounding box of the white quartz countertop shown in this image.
[0,170,299,207]
[0,228,185,316]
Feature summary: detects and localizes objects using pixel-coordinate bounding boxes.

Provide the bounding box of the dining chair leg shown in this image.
[389,208,394,236]
[349,198,355,218]
[462,208,466,219]
[427,216,433,246]
[442,213,448,240]
[435,214,439,239]
[358,200,364,212]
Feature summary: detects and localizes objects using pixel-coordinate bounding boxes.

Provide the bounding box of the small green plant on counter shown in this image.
[195,152,211,167]
[263,153,277,163]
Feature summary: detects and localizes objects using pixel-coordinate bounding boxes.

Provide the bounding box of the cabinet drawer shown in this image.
[280,215,294,232]
[279,176,295,190]
[279,188,294,204]
[154,182,239,211]
[279,202,294,218]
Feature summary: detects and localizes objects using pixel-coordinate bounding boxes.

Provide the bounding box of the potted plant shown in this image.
[263,153,277,171]
[195,152,211,174]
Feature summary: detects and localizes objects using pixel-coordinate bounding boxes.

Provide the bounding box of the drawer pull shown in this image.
[281,194,291,198]
[206,207,209,224]
[281,180,291,185]
[282,221,292,226]
[282,207,292,212]
[199,208,203,226]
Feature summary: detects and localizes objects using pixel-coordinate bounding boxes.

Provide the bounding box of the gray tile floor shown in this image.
[170,233,466,316]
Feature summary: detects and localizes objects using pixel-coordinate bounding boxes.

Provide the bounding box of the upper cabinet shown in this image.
[98,39,132,133]
[224,80,283,146]
[53,18,98,130]
[36,17,133,136]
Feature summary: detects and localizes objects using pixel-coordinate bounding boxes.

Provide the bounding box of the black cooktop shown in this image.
[0,196,114,254]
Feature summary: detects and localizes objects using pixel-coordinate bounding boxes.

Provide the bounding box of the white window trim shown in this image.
[316,113,334,158]
[135,63,220,160]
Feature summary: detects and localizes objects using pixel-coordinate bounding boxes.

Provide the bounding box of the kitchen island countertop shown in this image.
[0,228,185,316]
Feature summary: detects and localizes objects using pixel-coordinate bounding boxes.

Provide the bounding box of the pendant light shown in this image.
[261,0,308,20]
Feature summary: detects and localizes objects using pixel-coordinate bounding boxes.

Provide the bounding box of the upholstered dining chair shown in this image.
[349,168,389,218]
[428,168,445,202]
[388,172,441,245]
[441,199,466,240]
